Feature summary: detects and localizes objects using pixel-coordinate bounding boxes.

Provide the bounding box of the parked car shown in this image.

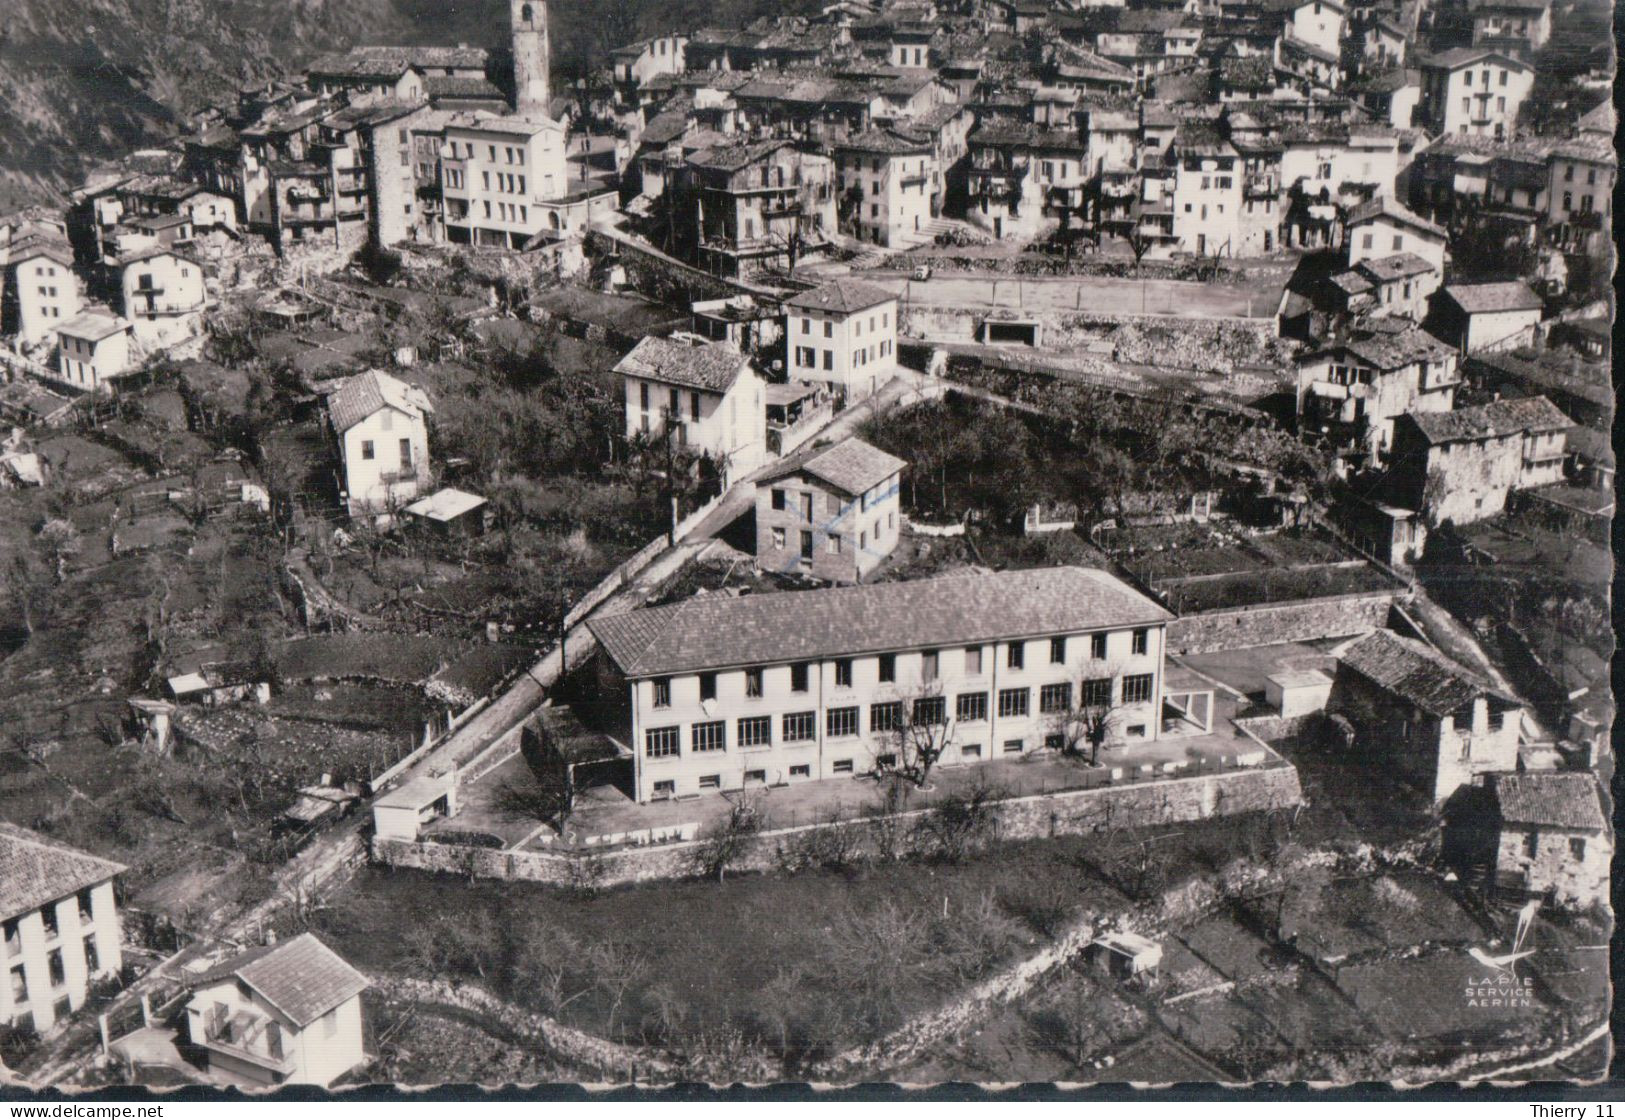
[912,265,933,281]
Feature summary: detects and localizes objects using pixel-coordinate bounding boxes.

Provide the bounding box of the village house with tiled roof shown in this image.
[754,436,908,582]
[324,369,434,517]
[0,822,125,1032]
[1294,322,1460,463]
[1329,629,1523,802]
[1386,394,1570,525]
[587,566,1174,802]
[783,280,900,399]
[1486,771,1610,908]
[184,932,370,1088]
[1430,279,1546,353]
[614,336,767,481]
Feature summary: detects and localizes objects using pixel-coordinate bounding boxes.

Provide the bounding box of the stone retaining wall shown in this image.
[374,975,680,1081]
[374,764,1304,887]
[586,229,774,306]
[1166,591,1400,655]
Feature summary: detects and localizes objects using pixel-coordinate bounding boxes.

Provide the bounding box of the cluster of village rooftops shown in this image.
[0,0,1612,1088]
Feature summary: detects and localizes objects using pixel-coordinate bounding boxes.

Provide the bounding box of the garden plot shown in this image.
[1156,986,1281,1071]
[1232,967,1378,1070]
[175,705,417,789]
[1271,873,1489,963]
[1176,913,1277,982]
[1334,950,1566,1046]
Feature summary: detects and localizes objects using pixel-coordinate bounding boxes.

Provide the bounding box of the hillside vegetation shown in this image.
[0,0,815,211]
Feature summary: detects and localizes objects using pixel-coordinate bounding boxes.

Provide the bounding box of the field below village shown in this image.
[298,710,1608,1082]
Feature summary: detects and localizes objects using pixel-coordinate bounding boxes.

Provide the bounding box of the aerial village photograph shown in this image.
[0,0,1612,1102]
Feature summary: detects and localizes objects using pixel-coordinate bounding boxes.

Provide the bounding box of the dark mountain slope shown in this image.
[0,0,817,212]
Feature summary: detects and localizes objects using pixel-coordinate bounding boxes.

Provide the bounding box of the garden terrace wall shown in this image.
[585,229,780,307]
[1166,589,1403,656]
[372,763,1304,887]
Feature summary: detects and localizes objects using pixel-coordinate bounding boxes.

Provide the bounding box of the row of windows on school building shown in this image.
[641,673,1156,759]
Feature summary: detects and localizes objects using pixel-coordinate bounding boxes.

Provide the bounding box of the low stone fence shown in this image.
[564,535,666,629]
[1166,589,1401,656]
[374,975,679,1082]
[374,763,1304,888]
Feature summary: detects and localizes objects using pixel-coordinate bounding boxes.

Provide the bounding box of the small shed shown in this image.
[1088,931,1163,981]
[403,487,489,536]
[372,771,457,841]
[1265,668,1333,719]
[127,697,177,753]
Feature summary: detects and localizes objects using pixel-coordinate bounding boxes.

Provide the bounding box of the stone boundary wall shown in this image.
[563,534,667,629]
[374,975,681,1082]
[373,764,1304,888]
[1166,590,1400,656]
[586,229,779,306]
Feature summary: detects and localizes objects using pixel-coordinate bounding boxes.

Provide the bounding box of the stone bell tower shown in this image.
[512,0,551,118]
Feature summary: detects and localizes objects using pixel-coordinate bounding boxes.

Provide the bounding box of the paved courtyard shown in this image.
[433,690,1284,853]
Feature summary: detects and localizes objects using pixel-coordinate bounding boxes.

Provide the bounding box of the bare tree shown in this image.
[1044,667,1130,765]
[915,775,1004,863]
[691,793,763,882]
[1126,228,1154,273]
[873,681,957,788]
[586,940,649,1037]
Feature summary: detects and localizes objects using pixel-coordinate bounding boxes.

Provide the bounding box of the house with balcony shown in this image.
[615,335,766,482]
[1328,629,1522,803]
[755,436,906,582]
[966,123,1091,241]
[1468,0,1551,54]
[1294,323,1458,464]
[763,382,835,458]
[783,279,899,400]
[834,128,938,247]
[119,248,207,348]
[0,823,124,1033]
[1417,49,1533,140]
[586,566,1174,802]
[1323,251,1439,323]
[439,111,570,249]
[1484,771,1610,909]
[1384,394,1570,526]
[1170,123,1244,256]
[670,140,836,277]
[325,368,434,517]
[184,933,369,1088]
[1545,135,1614,254]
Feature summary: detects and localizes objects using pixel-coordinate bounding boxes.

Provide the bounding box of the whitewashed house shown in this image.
[184,933,369,1088]
[0,823,125,1032]
[326,369,434,517]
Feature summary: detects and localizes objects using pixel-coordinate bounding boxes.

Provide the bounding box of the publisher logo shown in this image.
[1464,969,1534,1009]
